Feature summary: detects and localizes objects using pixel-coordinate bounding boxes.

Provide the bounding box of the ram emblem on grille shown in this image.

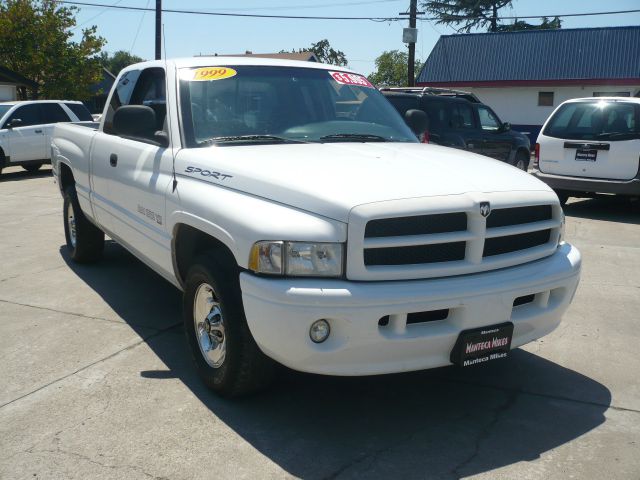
[480,201,491,218]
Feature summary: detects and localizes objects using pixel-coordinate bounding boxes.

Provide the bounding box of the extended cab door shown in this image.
[444,101,484,154]
[476,105,512,161]
[92,67,174,276]
[2,104,46,162]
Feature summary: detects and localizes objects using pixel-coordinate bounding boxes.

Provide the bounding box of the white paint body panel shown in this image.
[51,57,582,376]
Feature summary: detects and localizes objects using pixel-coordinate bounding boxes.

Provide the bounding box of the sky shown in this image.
[68,0,640,76]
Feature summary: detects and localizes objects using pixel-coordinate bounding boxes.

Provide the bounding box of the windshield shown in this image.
[179,66,418,147]
[0,105,13,121]
[544,101,640,141]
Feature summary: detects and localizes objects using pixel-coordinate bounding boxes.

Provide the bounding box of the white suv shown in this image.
[0,100,93,176]
[532,97,640,204]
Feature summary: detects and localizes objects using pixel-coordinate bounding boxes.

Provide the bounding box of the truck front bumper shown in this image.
[240,243,581,376]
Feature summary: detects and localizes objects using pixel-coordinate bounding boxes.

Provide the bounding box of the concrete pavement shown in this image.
[1,165,639,479]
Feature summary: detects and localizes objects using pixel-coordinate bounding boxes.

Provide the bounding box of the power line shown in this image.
[59,2,640,22]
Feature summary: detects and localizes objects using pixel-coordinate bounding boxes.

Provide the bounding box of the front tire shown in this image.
[63,186,105,263]
[183,253,275,397]
[555,189,570,206]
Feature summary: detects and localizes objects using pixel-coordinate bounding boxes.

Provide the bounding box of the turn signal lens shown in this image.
[534,143,540,168]
[248,241,283,275]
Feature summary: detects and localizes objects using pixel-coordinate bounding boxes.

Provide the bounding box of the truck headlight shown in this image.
[249,241,344,277]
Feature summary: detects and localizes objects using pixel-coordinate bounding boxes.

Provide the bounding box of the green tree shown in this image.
[367,50,423,87]
[0,0,105,99]
[282,39,348,66]
[497,16,561,32]
[100,50,145,76]
[421,0,561,33]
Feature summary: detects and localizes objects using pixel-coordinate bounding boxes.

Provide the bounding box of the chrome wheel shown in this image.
[193,283,226,368]
[66,202,77,248]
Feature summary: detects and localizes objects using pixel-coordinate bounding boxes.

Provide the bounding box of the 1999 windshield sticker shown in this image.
[329,71,374,88]
[192,67,237,81]
[185,166,233,181]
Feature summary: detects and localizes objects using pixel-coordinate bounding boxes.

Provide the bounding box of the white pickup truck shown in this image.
[52,58,581,397]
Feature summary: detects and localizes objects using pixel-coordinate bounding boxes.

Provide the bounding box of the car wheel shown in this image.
[23,162,43,173]
[555,190,570,206]
[63,185,105,262]
[183,253,275,397]
[512,151,529,171]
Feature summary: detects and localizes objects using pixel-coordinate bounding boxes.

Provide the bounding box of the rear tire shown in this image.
[63,185,105,263]
[512,151,529,171]
[183,253,275,397]
[23,162,43,173]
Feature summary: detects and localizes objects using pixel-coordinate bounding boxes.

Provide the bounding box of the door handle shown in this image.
[109,153,118,167]
[34,129,43,134]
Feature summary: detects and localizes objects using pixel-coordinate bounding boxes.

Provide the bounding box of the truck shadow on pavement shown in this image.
[0,167,52,182]
[564,195,640,225]
[61,242,611,480]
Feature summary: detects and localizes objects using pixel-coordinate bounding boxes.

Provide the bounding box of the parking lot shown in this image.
[1,165,639,479]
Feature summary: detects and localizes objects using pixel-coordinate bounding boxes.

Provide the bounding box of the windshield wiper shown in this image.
[319,133,389,142]
[200,135,306,146]
[595,132,640,140]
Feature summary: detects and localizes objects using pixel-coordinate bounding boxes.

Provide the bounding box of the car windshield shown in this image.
[179,65,418,147]
[0,105,13,120]
[544,101,640,141]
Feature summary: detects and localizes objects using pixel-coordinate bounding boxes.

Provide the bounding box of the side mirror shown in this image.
[499,122,511,133]
[404,109,429,136]
[6,118,23,129]
[113,105,168,147]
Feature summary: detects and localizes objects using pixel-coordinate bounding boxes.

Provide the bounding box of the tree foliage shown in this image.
[0,0,105,99]
[367,50,423,87]
[421,0,561,33]
[100,50,145,76]
[282,39,348,66]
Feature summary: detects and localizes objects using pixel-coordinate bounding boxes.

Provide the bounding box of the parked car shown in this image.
[51,58,580,397]
[382,87,531,170]
[0,100,93,176]
[532,97,640,204]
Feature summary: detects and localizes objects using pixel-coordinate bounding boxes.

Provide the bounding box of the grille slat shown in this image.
[364,242,466,266]
[486,205,553,229]
[365,212,467,238]
[483,230,551,257]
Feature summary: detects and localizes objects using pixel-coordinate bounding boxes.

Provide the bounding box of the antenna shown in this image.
[162,24,178,193]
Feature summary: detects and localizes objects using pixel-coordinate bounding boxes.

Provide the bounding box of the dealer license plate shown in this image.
[450,322,514,367]
[575,149,597,161]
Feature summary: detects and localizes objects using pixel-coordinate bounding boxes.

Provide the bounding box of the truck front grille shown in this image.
[348,193,562,281]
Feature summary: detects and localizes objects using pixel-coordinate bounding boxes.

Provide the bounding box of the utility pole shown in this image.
[155,0,162,60]
[400,1,423,86]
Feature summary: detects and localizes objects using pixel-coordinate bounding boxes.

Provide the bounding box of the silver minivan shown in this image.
[532,97,640,204]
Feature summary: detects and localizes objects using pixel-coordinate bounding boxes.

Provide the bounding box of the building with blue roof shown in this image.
[416,26,640,142]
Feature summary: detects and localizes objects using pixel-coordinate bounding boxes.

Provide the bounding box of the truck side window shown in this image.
[103,69,142,134]
[450,104,474,129]
[103,67,166,138]
[478,106,501,131]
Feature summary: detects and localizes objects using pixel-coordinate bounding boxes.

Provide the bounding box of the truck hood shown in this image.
[176,142,551,222]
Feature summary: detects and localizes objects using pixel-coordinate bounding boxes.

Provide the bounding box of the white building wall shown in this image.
[0,84,17,102]
[463,84,640,129]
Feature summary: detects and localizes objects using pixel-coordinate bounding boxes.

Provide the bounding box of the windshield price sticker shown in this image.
[192,67,237,82]
[329,71,374,88]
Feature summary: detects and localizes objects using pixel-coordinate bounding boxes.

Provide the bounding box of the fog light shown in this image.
[309,319,331,343]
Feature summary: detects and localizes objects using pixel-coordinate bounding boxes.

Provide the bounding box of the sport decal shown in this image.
[329,71,374,88]
[192,67,237,82]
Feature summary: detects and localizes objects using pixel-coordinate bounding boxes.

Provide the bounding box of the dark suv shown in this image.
[382,87,531,170]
